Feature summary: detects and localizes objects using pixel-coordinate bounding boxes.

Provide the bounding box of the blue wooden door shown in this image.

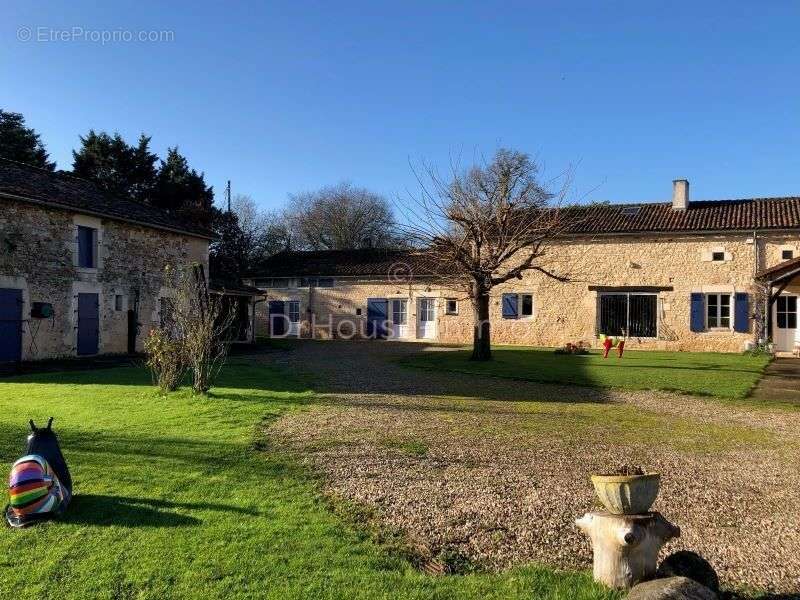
[367,298,388,339]
[77,293,99,355]
[0,288,23,362]
[268,300,286,337]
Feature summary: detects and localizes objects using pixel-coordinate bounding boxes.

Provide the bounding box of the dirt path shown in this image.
[260,341,800,595]
[749,357,800,406]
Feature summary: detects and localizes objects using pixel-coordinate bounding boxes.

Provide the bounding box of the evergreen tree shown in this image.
[209,207,248,286]
[72,131,157,202]
[71,133,213,227]
[152,147,214,226]
[0,109,55,170]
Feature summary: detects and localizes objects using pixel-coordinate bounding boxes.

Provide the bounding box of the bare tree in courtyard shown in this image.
[168,263,235,393]
[287,181,400,250]
[401,148,577,361]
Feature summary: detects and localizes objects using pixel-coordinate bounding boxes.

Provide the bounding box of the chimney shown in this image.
[672,179,689,210]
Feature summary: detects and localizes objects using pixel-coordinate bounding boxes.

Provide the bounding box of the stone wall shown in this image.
[0,200,209,360]
[252,231,800,353]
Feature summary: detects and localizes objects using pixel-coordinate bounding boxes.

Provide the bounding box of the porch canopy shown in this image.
[209,282,264,343]
[756,256,800,340]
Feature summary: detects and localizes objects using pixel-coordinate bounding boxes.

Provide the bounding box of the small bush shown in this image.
[144,327,186,394]
[554,341,590,355]
[436,545,478,575]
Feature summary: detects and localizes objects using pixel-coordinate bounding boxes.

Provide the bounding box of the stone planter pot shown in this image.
[591,473,660,515]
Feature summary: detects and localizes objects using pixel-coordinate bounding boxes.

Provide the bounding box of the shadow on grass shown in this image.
[64,494,203,528]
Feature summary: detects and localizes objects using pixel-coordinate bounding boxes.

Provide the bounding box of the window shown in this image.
[501,293,533,319]
[419,298,436,322]
[300,277,334,288]
[521,294,533,317]
[599,293,657,337]
[114,295,124,311]
[391,299,408,325]
[445,299,458,315]
[287,301,300,323]
[77,225,97,268]
[711,251,725,262]
[355,308,362,316]
[706,293,731,329]
[782,249,794,260]
[419,298,435,322]
[256,278,290,289]
[777,296,797,329]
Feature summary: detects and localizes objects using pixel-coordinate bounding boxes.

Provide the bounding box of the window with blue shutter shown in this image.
[502,293,518,319]
[77,226,96,268]
[733,293,749,333]
[690,293,705,332]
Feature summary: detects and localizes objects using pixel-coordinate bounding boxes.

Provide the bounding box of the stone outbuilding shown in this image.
[246,180,800,354]
[0,157,221,362]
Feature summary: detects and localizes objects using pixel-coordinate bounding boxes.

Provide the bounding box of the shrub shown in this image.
[144,327,186,394]
[554,341,590,355]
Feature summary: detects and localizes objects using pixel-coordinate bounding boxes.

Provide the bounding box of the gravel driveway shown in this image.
[261,341,800,595]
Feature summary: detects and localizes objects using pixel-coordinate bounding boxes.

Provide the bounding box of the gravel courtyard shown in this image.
[262,341,800,595]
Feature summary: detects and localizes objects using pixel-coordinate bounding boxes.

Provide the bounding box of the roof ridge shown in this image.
[570,196,800,208]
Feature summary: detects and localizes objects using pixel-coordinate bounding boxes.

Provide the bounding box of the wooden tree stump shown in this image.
[576,511,680,589]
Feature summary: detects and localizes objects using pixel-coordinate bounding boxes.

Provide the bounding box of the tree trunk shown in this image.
[576,511,680,589]
[471,285,491,361]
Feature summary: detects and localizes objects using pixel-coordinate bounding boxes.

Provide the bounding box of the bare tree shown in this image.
[231,194,291,261]
[211,194,292,284]
[167,264,235,393]
[286,182,399,250]
[401,148,576,361]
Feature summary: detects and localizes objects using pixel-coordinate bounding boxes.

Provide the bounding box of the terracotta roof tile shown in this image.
[252,198,800,279]
[564,198,800,235]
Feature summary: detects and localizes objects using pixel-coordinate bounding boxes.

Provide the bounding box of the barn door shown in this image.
[0,288,23,362]
[77,293,99,355]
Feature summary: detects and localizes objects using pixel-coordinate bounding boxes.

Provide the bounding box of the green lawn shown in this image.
[0,363,616,600]
[401,347,771,399]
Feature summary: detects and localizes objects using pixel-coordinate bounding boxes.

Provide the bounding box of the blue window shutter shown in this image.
[690,293,705,332]
[502,294,518,319]
[77,226,94,268]
[734,292,749,333]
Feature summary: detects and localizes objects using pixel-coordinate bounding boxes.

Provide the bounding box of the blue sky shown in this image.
[3,1,799,212]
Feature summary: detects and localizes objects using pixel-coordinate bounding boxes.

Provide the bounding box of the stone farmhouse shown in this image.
[247,180,800,354]
[0,158,255,364]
